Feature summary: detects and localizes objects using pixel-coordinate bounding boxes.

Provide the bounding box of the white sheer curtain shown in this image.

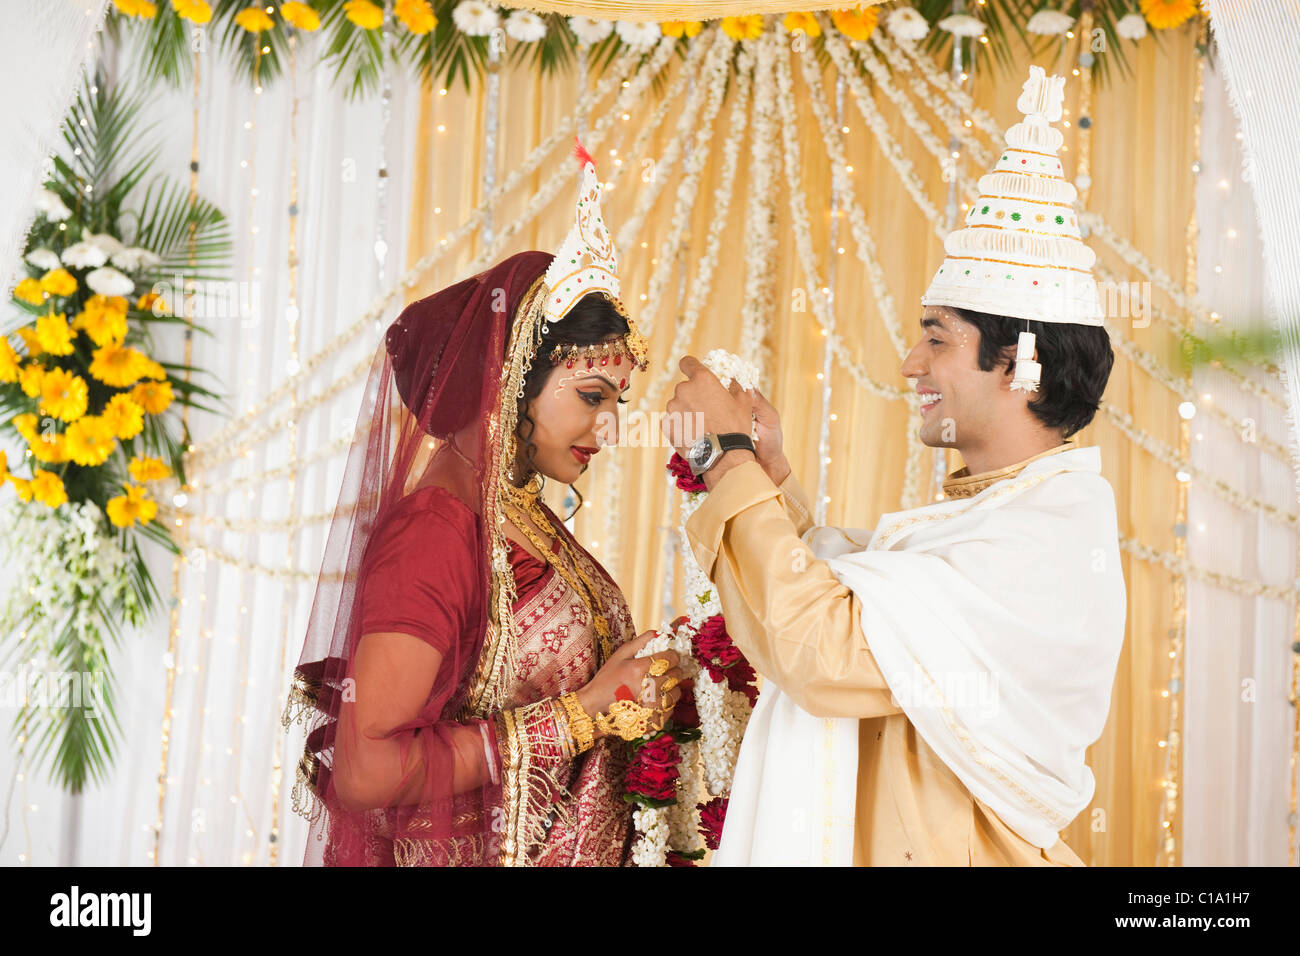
[1183,8,1300,866]
[0,0,109,288]
[0,26,422,866]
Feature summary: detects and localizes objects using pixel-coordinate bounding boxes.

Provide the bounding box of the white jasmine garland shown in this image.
[633,27,734,341]
[885,5,930,41]
[85,265,135,297]
[452,1,498,36]
[1116,13,1148,40]
[1026,9,1074,36]
[60,240,108,269]
[634,43,753,415]
[739,33,780,384]
[937,13,987,38]
[25,248,61,271]
[505,10,546,43]
[614,19,661,50]
[568,15,612,45]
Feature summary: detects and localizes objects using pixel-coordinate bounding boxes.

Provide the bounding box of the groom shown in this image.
[662,66,1126,866]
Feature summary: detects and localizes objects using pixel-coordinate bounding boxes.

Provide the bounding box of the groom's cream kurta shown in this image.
[685,439,1119,866]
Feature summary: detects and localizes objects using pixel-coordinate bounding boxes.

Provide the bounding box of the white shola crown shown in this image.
[920,65,1105,392]
[544,140,625,323]
[542,138,647,369]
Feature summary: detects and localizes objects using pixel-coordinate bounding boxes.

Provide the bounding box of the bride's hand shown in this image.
[750,387,791,486]
[576,630,683,739]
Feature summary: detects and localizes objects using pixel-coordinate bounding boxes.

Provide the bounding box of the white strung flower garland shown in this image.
[625,349,761,866]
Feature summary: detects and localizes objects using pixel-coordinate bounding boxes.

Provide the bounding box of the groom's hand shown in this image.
[750,387,791,487]
[664,356,758,489]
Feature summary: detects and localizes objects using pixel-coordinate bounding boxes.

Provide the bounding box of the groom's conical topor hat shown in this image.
[920,65,1104,392]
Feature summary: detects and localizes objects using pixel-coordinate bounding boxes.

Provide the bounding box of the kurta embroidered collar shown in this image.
[941,436,1079,499]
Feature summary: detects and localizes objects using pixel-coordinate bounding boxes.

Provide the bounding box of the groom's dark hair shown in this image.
[951,307,1115,439]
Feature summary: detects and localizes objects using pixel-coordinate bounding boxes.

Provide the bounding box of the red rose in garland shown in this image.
[698,796,729,851]
[625,732,681,805]
[667,452,707,494]
[672,677,699,728]
[692,614,743,678]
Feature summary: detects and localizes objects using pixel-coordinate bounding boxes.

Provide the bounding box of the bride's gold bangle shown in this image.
[558,692,595,755]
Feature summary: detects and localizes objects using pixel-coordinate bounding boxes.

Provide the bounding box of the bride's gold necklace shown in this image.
[500,474,615,661]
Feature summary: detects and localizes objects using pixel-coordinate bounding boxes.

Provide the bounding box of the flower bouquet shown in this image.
[0,75,228,791]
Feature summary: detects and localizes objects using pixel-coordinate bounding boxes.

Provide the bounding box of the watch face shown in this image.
[688,436,712,466]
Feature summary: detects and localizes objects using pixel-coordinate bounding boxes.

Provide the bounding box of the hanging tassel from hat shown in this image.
[1010,329,1041,393]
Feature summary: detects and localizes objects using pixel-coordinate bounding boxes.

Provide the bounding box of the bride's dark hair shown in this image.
[515,292,630,520]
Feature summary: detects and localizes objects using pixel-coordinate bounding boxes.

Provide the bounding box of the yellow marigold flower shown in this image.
[344,0,384,29]
[235,6,275,31]
[102,394,145,440]
[394,0,435,33]
[107,483,158,528]
[65,415,116,467]
[29,469,68,509]
[0,449,6,482]
[13,413,38,441]
[282,1,322,30]
[174,0,212,24]
[138,355,167,380]
[131,379,174,415]
[39,368,89,422]
[660,20,703,38]
[137,291,168,314]
[112,0,157,18]
[19,363,45,398]
[16,326,43,355]
[0,337,18,382]
[1140,0,1198,30]
[129,454,172,482]
[39,268,77,298]
[831,7,878,42]
[95,294,130,314]
[9,475,34,503]
[90,342,149,388]
[73,298,129,347]
[14,278,45,306]
[27,430,69,465]
[35,312,76,356]
[783,12,821,37]
[722,14,764,40]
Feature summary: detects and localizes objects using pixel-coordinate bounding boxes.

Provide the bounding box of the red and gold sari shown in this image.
[283,251,637,866]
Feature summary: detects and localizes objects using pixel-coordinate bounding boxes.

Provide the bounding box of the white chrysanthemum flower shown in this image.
[1116,12,1148,40]
[614,19,661,50]
[1026,10,1074,36]
[61,240,109,269]
[111,246,162,272]
[451,1,498,36]
[25,248,61,271]
[937,13,987,38]
[505,9,546,42]
[34,188,72,221]
[568,15,612,44]
[83,231,125,257]
[886,5,930,41]
[85,265,135,296]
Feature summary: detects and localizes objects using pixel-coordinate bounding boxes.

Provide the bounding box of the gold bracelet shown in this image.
[558,692,595,755]
[549,698,574,761]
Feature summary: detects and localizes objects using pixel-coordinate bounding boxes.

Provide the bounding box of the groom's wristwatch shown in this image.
[687,432,756,477]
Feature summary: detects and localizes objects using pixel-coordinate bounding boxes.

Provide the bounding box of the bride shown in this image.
[283,149,684,866]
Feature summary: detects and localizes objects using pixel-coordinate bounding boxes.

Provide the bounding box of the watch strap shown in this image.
[716,432,756,455]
